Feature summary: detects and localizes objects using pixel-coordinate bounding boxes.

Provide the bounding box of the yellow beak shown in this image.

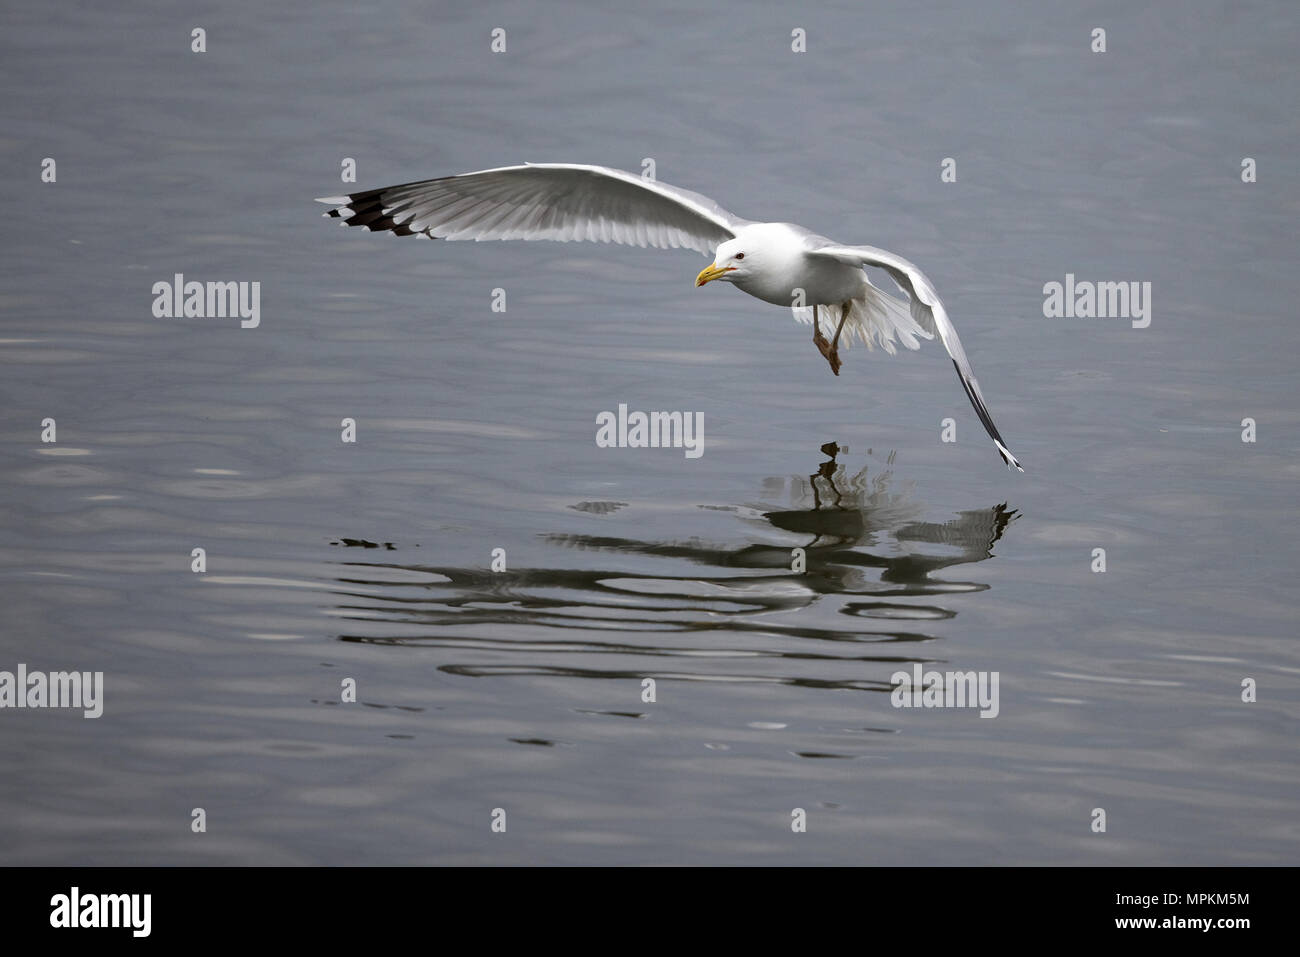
[695,263,735,287]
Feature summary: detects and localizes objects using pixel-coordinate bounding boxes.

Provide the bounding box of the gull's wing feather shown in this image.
[807,242,1023,471]
[316,163,749,256]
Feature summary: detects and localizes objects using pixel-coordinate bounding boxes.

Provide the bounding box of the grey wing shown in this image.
[317,162,750,256]
[807,242,1023,472]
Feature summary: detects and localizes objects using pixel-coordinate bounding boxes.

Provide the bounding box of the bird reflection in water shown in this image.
[326,443,1018,691]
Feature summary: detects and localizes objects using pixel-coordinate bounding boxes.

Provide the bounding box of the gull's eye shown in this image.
[735,252,745,260]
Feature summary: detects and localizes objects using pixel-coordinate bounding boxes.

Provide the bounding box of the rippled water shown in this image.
[330,447,1017,690]
[2,1,1298,864]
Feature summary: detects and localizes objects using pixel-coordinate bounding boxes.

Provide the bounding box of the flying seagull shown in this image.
[318,162,1022,471]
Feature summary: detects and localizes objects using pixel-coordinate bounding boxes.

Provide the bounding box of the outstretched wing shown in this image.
[317,162,750,256]
[807,242,1023,472]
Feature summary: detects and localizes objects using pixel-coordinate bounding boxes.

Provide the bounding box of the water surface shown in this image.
[1,0,1297,864]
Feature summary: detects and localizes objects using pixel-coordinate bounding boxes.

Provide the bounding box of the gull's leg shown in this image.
[812,304,838,374]
[821,301,851,377]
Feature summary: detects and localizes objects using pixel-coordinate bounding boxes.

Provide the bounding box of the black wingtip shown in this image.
[952,359,1022,473]
[316,186,438,238]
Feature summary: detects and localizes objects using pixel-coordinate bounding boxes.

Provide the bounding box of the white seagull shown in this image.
[318,163,1022,471]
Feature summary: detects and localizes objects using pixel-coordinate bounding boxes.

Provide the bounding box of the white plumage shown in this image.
[318,162,1022,471]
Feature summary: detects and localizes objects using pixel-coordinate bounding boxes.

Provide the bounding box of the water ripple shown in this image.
[324,443,1018,692]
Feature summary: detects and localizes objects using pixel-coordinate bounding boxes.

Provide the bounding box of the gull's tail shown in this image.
[792,282,933,355]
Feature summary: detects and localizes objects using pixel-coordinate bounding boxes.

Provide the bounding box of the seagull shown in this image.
[318,162,1022,471]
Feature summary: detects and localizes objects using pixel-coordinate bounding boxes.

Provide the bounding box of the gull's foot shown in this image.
[814,334,841,375]
[814,332,840,375]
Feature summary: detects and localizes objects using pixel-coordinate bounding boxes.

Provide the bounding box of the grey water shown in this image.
[1,0,1297,865]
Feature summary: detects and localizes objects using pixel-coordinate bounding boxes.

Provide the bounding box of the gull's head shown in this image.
[695,238,752,287]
